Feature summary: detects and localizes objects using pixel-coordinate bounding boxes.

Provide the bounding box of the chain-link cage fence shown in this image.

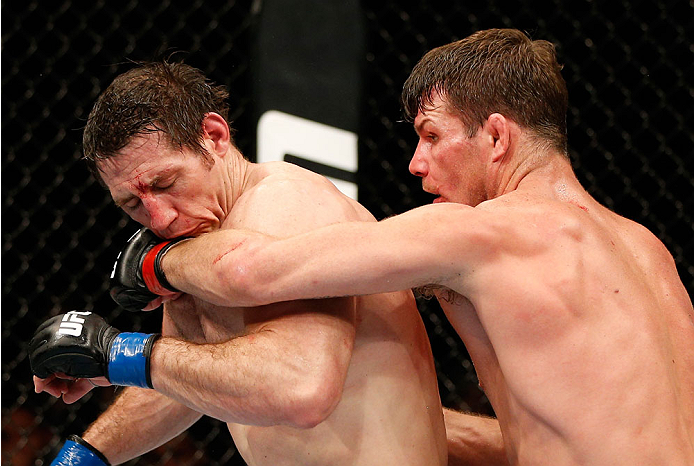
[3,0,692,464]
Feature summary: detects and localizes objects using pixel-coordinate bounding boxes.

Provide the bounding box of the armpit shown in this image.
[414,284,464,305]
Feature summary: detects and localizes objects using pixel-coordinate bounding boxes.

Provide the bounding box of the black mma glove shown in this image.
[29,311,159,388]
[110,227,187,311]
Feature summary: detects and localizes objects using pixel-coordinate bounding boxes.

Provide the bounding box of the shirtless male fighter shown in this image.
[143,30,694,465]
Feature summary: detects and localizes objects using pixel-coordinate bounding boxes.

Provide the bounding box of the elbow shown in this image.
[214,247,273,307]
[284,373,344,429]
[212,372,343,428]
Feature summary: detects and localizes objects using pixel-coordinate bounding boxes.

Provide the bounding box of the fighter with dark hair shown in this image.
[67,30,694,465]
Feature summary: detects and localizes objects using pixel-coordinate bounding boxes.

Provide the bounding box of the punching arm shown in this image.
[160,204,481,307]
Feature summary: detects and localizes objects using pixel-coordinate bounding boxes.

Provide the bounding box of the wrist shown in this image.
[107,333,160,388]
[52,435,110,466]
[142,240,182,295]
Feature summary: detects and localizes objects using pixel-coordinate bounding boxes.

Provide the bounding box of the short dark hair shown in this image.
[82,61,231,178]
[402,28,568,153]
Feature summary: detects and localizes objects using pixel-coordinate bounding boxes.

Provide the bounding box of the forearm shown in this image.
[150,337,277,424]
[162,224,416,308]
[148,307,353,428]
[443,408,508,466]
[162,228,279,307]
[83,387,202,465]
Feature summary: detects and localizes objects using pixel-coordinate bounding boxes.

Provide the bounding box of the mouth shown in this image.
[422,183,442,202]
[425,189,444,203]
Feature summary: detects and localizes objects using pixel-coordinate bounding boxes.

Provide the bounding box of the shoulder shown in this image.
[229,162,374,236]
[436,194,594,270]
[613,213,678,274]
[479,194,587,238]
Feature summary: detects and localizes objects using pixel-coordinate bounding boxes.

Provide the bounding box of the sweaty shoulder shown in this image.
[479,191,678,279]
[470,193,588,256]
[229,161,374,237]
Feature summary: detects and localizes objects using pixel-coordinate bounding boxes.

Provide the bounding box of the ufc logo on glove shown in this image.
[29,310,159,388]
[57,311,91,337]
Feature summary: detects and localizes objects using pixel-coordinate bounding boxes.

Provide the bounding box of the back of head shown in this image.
[83,61,231,178]
[402,28,568,153]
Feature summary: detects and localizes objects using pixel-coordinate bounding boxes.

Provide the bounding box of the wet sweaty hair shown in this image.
[402,28,569,153]
[82,61,231,179]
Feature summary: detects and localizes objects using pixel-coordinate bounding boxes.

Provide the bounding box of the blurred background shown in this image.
[3,0,692,464]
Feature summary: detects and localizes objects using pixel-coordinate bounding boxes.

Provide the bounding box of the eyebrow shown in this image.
[111,175,159,208]
[414,118,432,134]
[113,193,137,208]
[111,167,177,207]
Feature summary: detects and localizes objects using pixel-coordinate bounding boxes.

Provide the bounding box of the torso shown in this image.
[164,162,446,465]
[440,180,694,465]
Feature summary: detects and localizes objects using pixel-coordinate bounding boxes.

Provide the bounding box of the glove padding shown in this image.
[29,311,119,379]
[110,227,186,311]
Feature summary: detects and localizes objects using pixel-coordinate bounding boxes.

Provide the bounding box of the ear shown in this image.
[484,113,511,163]
[201,113,231,157]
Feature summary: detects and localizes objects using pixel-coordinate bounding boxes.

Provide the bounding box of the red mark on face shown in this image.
[569,200,589,212]
[134,173,148,194]
[212,239,247,265]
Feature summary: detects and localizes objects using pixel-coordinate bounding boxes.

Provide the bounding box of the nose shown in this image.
[409,142,428,178]
[141,196,177,234]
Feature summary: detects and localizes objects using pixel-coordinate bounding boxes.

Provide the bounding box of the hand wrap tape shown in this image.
[51,435,109,466]
[107,333,159,388]
[142,241,179,295]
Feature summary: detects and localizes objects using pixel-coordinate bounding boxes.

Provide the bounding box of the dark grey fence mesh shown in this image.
[3,1,692,464]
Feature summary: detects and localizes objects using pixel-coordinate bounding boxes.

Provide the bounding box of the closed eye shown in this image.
[153,178,175,191]
[123,198,141,210]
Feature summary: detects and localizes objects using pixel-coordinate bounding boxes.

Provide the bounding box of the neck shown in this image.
[221,147,255,221]
[491,147,572,199]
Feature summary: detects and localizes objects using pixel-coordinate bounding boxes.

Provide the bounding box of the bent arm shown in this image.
[83,387,202,465]
[443,408,508,466]
[163,203,481,307]
[150,298,356,428]
[140,179,359,428]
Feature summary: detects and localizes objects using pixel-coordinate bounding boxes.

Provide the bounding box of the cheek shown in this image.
[433,143,465,178]
[440,145,483,191]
